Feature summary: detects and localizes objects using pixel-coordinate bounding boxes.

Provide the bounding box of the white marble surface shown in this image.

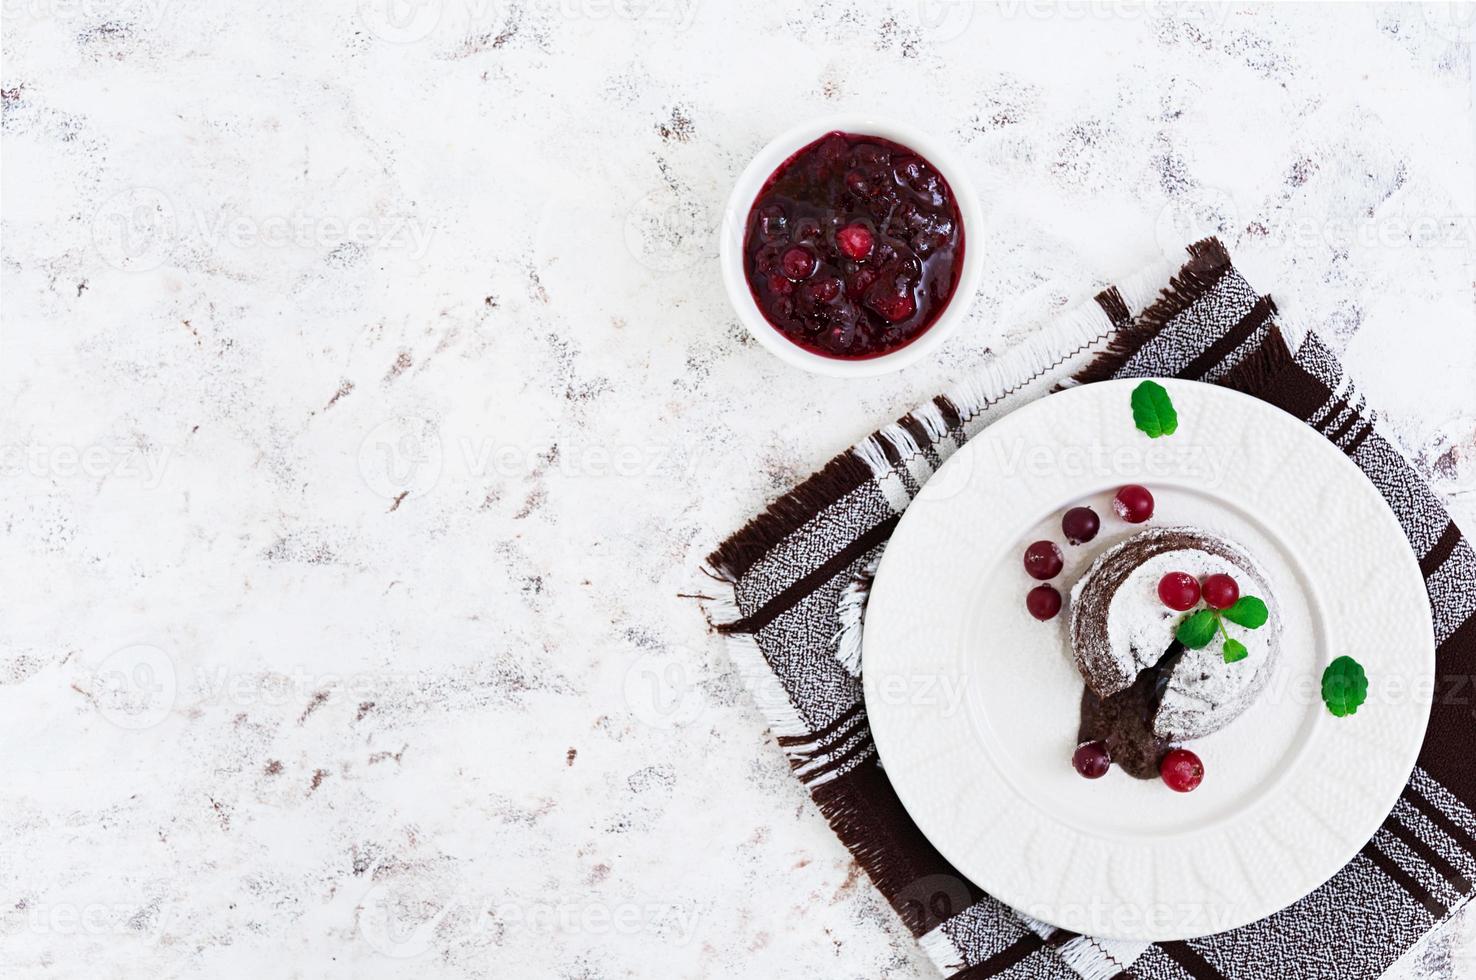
[3,2,1475,977]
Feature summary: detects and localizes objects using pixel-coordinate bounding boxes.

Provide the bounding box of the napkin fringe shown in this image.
[1072,236,1233,386]
[808,763,948,929]
[705,449,877,583]
[832,557,878,677]
[706,273,1122,588]
[918,926,965,973]
[720,628,811,742]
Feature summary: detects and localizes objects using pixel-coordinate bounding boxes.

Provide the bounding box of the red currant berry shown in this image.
[1157,572,1201,611]
[835,223,874,260]
[803,276,841,303]
[866,290,915,323]
[780,246,816,281]
[1023,540,1064,580]
[1073,741,1111,779]
[1159,749,1204,792]
[1061,506,1100,545]
[1026,585,1062,621]
[1202,573,1239,610]
[1112,484,1154,524]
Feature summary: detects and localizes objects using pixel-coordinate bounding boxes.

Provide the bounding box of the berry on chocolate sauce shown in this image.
[1073,740,1111,779]
[1159,749,1204,792]
[743,132,964,359]
[1157,572,1201,612]
[1027,584,1062,621]
[1023,540,1064,580]
[1112,484,1154,524]
[1202,573,1240,610]
[1061,506,1100,545]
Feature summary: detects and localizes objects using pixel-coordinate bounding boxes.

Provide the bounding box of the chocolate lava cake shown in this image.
[1069,527,1281,776]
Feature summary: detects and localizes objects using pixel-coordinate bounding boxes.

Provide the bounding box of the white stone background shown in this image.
[3,1,1475,977]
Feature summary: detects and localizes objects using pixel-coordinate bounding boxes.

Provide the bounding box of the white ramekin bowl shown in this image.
[720,114,984,378]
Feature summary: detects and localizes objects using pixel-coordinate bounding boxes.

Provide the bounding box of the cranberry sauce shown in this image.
[1077,644,1183,780]
[742,132,965,359]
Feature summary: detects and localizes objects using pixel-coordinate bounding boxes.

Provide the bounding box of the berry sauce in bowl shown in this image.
[722,117,983,377]
[743,132,965,360]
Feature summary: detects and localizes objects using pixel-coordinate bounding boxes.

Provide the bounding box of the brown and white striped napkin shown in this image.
[704,239,1476,980]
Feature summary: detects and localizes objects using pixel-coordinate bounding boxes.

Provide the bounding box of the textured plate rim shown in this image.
[862,379,1435,942]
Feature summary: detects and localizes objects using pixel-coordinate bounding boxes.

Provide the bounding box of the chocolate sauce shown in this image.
[1077,644,1183,779]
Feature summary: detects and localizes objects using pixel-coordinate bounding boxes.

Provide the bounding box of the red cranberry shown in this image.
[803,276,841,303]
[836,223,874,260]
[766,273,794,296]
[826,324,855,351]
[1026,585,1062,621]
[1023,540,1063,581]
[846,267,879,299]
[1073,741,1111,779]
[1061,506,1100,545]
[792,217,822,242]
[781,247,816,281]
[1202,574,1240,610]
[866,290,915,324]
[741,133,964,360]
[1159,749,1204,792]
[1112,484,1154,524]
[1157,572,1201,611]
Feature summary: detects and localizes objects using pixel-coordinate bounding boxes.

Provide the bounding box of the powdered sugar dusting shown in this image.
[1071,526,1282,740]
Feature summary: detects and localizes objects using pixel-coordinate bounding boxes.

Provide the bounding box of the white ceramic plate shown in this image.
[863,379,1434,942]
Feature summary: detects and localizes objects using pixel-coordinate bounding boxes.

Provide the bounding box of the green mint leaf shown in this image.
[1131,380,1178,439]
[1176,609,1218,649]
[1222,596,1269,630]
[1222,638,1248,663]
[1321,656,1369,718]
